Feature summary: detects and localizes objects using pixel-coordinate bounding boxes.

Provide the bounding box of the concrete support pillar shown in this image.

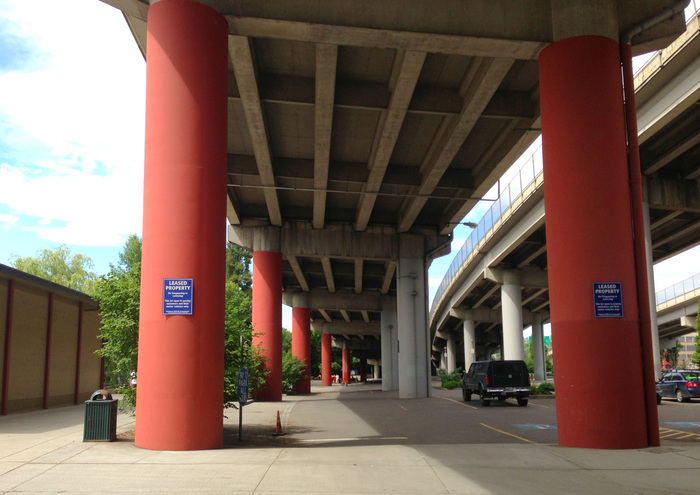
[539,18,652,447]
[391,321,399,390]
[397,234,430,399]
[531,314,546,381]
[135,0,228,451]
[252,250,283,401]
[321,333,332,386]
[342,347,351,384]
[381,310,395,391]
[360,358,367,382]
[373,360,380,380]
[463,319,475,372]
[644,199,661,379]
[501,270,525,361]
[446,333,456,372]
[291,294,311,394]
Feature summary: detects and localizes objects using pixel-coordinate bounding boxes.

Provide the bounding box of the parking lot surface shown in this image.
[1,381,699,494]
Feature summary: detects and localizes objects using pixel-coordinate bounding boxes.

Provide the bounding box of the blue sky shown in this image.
[1,0,698,332]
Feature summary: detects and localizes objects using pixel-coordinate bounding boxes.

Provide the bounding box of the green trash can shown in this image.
[83,389,118,442]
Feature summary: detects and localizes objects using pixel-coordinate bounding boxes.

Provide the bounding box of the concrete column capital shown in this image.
[550,0,618,42]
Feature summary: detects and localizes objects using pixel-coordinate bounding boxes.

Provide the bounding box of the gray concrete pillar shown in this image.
[446,333,456,373]
[644,199,661,379]
[380,310,395,392]
[397,234,430,399]
[501,270,525,361]
[531,314,546,381]
[463,319,476,372]
[391,319,399,390]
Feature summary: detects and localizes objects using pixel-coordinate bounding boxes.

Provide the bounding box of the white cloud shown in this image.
[0,0,146,248]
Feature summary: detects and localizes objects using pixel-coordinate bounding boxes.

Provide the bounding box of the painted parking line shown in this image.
[513,424,557,430]
[480,423,536,444]
[440,397,478,410]
[664,422,700,428]
[659,427,700,441]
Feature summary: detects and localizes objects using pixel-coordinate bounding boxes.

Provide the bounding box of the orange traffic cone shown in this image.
[273,410,284,436]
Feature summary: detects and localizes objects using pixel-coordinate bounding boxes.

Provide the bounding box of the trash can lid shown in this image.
[90,389,113,401]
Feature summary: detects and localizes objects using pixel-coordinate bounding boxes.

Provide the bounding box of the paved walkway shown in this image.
[1,383,699,494]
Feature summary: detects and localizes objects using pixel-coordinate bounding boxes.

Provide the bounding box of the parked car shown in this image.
[462,360,530,406]
[656,370,700,403]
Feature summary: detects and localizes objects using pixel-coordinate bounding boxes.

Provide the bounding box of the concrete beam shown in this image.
[484,266,548,289]
[286,255,310,292]
[311,321,381,336]
[355,50,425,231]
[354,259,363,294]
[381,261,396,294]
[321,257,336,293]
[397,57,514,232]
[647,176,700,213]
[283,288,396,312]
[313,44,338,229]
[228,36,282,225]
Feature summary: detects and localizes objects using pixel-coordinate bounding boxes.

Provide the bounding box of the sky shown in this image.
[1,0,699,333]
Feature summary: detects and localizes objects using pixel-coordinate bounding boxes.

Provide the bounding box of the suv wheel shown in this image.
[462,387,471,401]
[517,397,528,407]
[676,389,688,403]
[480,388,490,406]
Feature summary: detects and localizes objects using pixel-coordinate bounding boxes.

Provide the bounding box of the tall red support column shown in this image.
[539,36,649,449]
[292,306,311,394]
[252,251,282,401]
[321,334,332,386]
[136,0,228,451]
[342,348,351,384]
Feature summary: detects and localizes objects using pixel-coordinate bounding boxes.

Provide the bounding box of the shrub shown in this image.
[437,368,462,389]
[532,382,554,395]
[281,352,307,394]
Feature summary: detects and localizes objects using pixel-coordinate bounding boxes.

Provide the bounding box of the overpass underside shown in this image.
[100,0,689,451]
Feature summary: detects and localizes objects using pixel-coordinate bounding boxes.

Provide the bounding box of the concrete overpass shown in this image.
[430,8,700,377]
[99,0,691,450]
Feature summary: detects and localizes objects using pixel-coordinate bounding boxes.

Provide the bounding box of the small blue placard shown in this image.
[593,282,623,318]
[163,278,193,315]
[238,368,249,406]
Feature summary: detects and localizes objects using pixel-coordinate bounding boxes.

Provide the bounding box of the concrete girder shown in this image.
[449,306,547,327]
[311,321,381,336]
[354,259,363,294]
[647,176,700,213]
[286,255,310,292]
[228,75,538,120]
[321,257,336,293]
[484,266,548,289]
[397,57,514,233]
[355,50,426,231]
[381,261,396,294]
[228,36,283,226]
[110,0,686,57]
[282,288,396,313]
[313,44,338,229]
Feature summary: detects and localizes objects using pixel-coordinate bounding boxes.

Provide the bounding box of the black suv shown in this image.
[462,360,531,406]
[656,370,700,403]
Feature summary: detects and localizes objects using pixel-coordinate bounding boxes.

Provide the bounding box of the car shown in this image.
[462,360,530,406]
[656,370,700,403]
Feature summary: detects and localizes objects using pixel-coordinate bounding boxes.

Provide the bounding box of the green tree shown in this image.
[11,244,97,294]
[226,244,252,291]
[93,234,142,409]
[223,280,267,404]
[691,303,700,366]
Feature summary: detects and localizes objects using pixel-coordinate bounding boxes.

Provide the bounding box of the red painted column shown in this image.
[539,36,648,448]
[136,0,228,451]
[292,306,311,394]
[252,251,282,401]
[342,348,351,384]
[321,333,332,386]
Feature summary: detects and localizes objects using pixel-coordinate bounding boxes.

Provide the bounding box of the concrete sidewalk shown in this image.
[1,383,699,494]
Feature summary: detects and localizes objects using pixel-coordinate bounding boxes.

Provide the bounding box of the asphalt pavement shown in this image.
[1,381,699,494]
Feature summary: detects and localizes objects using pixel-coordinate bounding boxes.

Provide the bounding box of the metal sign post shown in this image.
[237,368,249,441]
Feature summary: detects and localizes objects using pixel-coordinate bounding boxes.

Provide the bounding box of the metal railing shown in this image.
[656,273,700,305]
[430,143,543,319]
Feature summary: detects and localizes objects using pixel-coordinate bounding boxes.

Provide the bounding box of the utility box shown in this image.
[83,390,118,442]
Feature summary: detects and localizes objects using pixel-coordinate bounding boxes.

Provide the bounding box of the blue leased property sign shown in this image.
[593,282,623,318]
[163,278,193,315]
